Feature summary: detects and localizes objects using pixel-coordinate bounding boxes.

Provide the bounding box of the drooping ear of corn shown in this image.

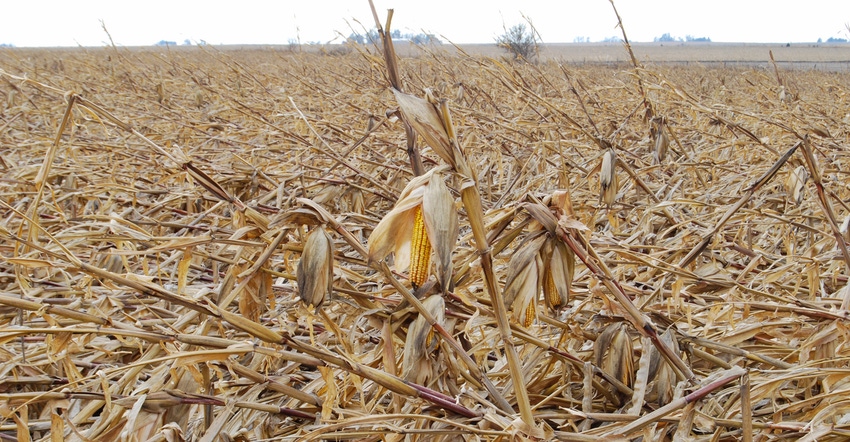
[646,328,680,405]
[367,167,442,272]
[422,173,458,293]
[594,322,635,393]
[296,227,334,309]
[541,239,574,311]
[409,206,432,289]
[653,118,669,163]
[779,85,789,103]
[503,233,547,327]
[368,168,457,291]
[786,165,809,205]
[402,294,445,384]
[600,149,619,206]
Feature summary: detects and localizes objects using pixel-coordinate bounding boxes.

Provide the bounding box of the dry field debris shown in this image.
[1,37,850,442]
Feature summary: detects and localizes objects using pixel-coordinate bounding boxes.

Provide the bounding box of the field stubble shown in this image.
[1,43,850,440]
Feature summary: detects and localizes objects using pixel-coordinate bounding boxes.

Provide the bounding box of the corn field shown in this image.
[1,39,850,441]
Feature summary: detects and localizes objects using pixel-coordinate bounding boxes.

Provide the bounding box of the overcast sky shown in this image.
[2,1,849,47]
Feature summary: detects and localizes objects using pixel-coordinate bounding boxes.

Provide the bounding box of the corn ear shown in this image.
[409,206,432,288]
[594,322,635,392]
[521,294,537,328]
[367,167,449,272]
[600,149,619,206]
[542,239,574,311]
[503,233,546,326]
[786,165,809,205]
[402,294,445,384]
[647,328,680,405]
[542,260,559,312]
[296,227,334,309]
[422,173,458,293]
[392,89,455,168]
[653,119,669,163]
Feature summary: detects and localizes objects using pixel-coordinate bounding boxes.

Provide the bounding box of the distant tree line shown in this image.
[654,33,711,43]
[155,40,193,46]
[348,29,441,45]
[573,34,712,44]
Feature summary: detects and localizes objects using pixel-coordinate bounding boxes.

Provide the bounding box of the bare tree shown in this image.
[496,23,538,61]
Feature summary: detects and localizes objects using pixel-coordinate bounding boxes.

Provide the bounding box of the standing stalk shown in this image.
[444,100,535,425]
[386,86,537,424]
[367,1,424,176]
[461,184,535,425]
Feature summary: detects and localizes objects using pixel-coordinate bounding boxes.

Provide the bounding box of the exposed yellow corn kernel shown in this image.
[409,206,432,288]
[543,266,562,310]
[543,240,573,311]
[522,297,536,328]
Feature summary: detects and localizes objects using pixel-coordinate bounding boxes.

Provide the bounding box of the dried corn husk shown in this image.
[422,173,459,292]
[594,322,635,394]
[541,239,574,311]
[786,165,809,205]
[600,149,619,206]
[646,328,681,405]
[503,233,547,326]
[653,118,669,163]
[368,167,457,290]
[402,294,445,384]
[297,227,334,309]
[393,90,455,168]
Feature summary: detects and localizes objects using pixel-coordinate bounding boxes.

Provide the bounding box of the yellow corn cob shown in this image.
[543,266,562,310]
[522,298,536,328]
[409,206,432,288]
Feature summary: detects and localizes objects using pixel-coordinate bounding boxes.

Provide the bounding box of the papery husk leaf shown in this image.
[504,234,546,326]
[422,173,458,293]
[367,167,448,272]
[786,165,809,205]
[392,89,455,167]
[654,121,669,163]
[503,233,547,306]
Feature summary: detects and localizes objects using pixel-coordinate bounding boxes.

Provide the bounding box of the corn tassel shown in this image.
[409,206,432,288]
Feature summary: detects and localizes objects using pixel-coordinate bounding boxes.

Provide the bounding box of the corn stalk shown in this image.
[391,90,535,426]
